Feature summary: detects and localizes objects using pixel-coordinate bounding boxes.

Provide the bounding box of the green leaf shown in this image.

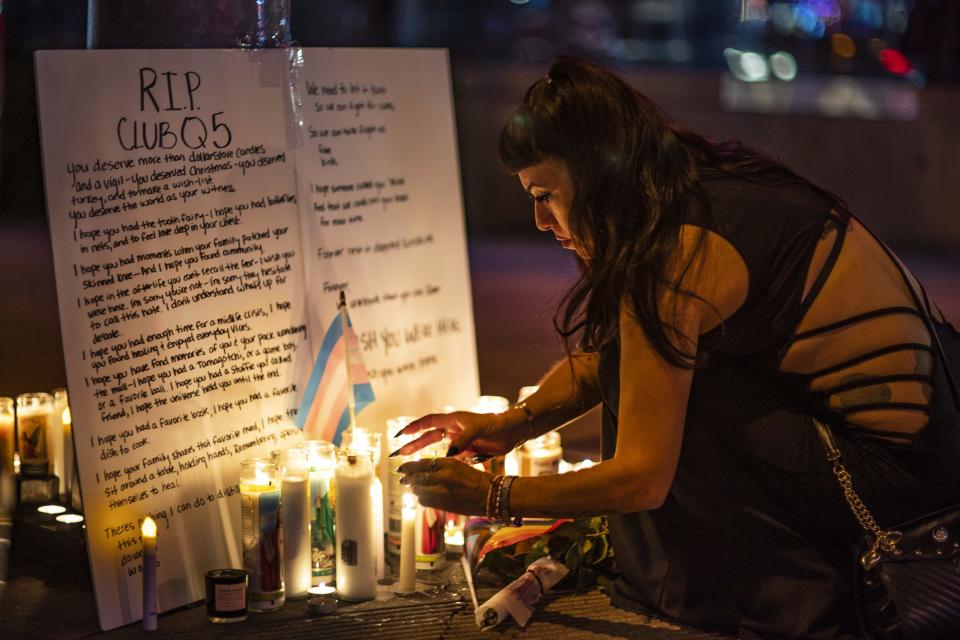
[564,541,584,573]
[590,536,609,565]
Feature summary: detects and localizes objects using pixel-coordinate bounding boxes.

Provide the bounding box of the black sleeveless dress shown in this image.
[598,177,960,639]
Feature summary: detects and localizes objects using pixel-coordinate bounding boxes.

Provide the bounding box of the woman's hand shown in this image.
[398,457,491,515]
[389,411,521,460]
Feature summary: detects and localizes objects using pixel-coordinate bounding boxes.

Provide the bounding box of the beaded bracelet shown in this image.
[497,475,522,526]
[485,474,504,520]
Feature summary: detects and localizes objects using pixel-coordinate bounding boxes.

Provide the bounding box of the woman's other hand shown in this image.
[389,411,520,460]
[398,457,491,515]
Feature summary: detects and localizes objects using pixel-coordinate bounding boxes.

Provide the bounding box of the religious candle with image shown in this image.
[415,498,446,570]
[304,440,336,585]
[240,458,284,611]
[16,393,53,475]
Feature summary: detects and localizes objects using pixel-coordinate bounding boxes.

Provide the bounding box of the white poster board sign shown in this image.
[293,48,479,433]
[35,48,478,630]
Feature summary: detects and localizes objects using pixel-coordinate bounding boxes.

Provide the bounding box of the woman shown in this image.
[393,57,960,639]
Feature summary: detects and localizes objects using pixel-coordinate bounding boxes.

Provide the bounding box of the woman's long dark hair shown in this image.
[499,56,846,367]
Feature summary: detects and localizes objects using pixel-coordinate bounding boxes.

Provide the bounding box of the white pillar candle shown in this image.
[50,388,68,498]
[61,403,75,502]
[398,492,417,593]
[141,516,158,631]
[273,448,311,599]
[334,450,376,601]
[341,427,385,580]
[0,398,14,512]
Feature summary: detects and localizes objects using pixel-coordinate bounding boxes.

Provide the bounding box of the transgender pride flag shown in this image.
[295,307,375,445]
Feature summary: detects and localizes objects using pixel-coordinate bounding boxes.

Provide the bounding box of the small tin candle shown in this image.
[205,569,249,623]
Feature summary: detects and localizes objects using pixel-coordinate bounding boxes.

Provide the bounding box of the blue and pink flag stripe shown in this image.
[295,310,374,445]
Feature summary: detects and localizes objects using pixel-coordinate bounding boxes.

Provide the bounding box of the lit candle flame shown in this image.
[62,406,72,425]
[142,516,157,538]
[254,462,271,486]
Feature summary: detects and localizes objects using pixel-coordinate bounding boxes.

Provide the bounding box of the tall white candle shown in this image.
[141,516,158,631]
[61,403,75,501]
[274,448,311,599]
[50,388,68,498]
[398,492,416,593]
[0,398,14,512]
[335,450,377,601]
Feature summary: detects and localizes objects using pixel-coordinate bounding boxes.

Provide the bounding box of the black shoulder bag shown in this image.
[813,242,960,640]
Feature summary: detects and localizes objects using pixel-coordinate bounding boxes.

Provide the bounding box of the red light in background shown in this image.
[879,49,910,75]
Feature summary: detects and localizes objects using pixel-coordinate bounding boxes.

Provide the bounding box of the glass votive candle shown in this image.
[239,458,284,611]
[304,440,336,586]
[471,395,510,415]
[519,431,563,477]
[16,392,53,477]
[386,417,417,556]
[205,569,249,623]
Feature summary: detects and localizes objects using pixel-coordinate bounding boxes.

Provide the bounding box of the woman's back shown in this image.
[693,177,945,445]
[600,176,960,638]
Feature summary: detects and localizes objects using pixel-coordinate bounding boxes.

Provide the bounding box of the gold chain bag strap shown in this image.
[811,219,960,640]
[813,418,960,640]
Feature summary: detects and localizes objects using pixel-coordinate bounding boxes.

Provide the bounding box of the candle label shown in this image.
[18,414,48,460]
[415,505,445,570]
[214,582,246,612]
[241,489,284,608]
[529,455,561,477]
[341,539,360,566]
[309,473,336,580]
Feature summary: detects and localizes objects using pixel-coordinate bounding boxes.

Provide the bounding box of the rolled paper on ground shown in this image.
[475,556,569,630]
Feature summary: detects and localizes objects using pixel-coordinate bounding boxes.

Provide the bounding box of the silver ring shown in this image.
[416,472,432,485]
